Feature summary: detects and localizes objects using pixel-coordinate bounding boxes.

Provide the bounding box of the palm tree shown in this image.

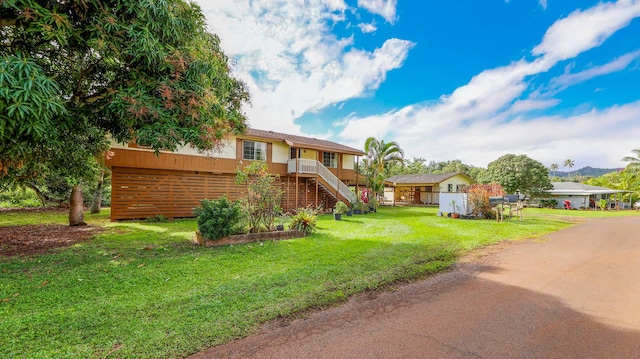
[622,149,640,174]
[549,163,559,178]
[563,159,575,180]
[363,137,404,197]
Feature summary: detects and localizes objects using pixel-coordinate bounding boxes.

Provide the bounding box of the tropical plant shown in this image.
[362,137,404,198]
[564,159,575,180]
[597,199,608,211]
[622,149,640,174]
[549,163,559,178]
[236,161,284,233]
[194,196,246,241]
[290,206,319,235]
[0,0,249,225]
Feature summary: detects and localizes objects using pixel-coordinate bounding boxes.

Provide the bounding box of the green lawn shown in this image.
[0,206,634,358]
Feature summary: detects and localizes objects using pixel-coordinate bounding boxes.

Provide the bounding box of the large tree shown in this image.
[478,154,552,196]
[1,0,249,224]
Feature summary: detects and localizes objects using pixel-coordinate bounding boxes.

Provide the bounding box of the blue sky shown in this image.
[197,0,640,169]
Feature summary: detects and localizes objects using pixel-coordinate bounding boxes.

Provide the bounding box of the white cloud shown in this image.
[533,0,640,62]
[539,0,548,10]
[337,1,640,168]
[358,22,378,33]
[357,0,397,23]
[197,0,412,135]
[546,50,640,93]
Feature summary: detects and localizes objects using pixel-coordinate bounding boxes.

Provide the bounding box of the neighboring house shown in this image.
[106,128,364,221]
[383,172,473,205]
[546,182,629,209]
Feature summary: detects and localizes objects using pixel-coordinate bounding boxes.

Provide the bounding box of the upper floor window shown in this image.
[447,184,454,192]
[322,152,337,168]
[243,140,267,161]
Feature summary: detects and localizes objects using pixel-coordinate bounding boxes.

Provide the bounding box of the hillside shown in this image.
[550,166,622,178]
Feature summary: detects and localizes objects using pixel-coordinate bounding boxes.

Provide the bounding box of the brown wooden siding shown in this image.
[110,167,332,221]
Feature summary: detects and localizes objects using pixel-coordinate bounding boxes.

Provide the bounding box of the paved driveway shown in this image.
[191,216,640,359]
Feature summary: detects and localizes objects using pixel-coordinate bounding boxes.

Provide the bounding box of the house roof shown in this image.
[549,182,627,195]
[244,128,365,156]
[385,172,471,186]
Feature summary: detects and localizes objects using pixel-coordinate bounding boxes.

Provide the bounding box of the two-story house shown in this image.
[106,128,364,221]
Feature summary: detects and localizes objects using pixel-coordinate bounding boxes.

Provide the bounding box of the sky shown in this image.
[196,0,640,169]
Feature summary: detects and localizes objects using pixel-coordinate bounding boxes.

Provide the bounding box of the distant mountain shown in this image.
[550,166,622,178]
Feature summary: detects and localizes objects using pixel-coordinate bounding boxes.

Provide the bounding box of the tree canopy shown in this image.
[1,0,249,223]
[478,154,552,196]
[1,0,248,178]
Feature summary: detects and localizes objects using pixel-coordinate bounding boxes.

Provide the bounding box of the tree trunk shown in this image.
[90,170,104,214]
[69,185,86,226]
[27,185,48,207]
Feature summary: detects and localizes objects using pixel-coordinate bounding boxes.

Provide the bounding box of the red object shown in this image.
[563,200,572,210]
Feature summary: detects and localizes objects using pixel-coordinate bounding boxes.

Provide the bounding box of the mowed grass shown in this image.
[0,206,633,358]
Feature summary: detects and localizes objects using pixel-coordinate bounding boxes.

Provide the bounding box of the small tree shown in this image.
[235,161,284,232]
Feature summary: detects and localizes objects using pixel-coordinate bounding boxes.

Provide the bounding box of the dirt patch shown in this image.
[0,224,102,257]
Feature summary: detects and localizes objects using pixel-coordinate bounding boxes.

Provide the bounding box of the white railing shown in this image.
[287,159,357,203]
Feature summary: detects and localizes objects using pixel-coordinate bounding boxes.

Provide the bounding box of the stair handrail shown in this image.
[316,162,357,203]
[288,159,356,203]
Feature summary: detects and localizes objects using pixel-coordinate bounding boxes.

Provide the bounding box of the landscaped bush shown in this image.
[290,206,319,235]
[538,198,558,208]
[194,196,247,241]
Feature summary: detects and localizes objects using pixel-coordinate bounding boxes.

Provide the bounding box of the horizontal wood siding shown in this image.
[111,167,244,220]
[107,148,239,173]
[111,167,298,221]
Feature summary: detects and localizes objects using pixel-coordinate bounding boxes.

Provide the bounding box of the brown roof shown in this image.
[244,128,365,155]
[385,172,472,185]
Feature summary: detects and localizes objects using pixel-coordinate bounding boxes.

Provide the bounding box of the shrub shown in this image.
[464,183,505,218]
[194,196,246,241]
[538,198,558,208]
[333,201,349,214]
[290,206,319,235]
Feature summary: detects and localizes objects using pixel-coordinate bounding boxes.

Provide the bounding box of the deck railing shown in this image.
[287,159,356,203]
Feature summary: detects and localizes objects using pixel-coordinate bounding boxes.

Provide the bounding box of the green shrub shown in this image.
[538,198,558,208]
[290,206,319,235]
[195,196,246,241]
[0,188,41,208]
[333,201,349,214]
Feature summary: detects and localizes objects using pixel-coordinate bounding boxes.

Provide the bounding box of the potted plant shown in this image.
[369,197,379,213]
[352,201,362,214]
[333,201,349,220]
[450,199,460,219]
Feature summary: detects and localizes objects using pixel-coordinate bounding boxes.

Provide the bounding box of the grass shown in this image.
[0,206,634,358]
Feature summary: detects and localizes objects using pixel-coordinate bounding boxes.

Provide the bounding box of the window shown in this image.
[243,140,267,161]
[322,152,337,168]
[447,184,454,192]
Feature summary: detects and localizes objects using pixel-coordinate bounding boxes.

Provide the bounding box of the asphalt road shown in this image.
[190,216,640,359]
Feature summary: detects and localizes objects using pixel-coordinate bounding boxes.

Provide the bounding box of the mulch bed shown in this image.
[0,224,102,257]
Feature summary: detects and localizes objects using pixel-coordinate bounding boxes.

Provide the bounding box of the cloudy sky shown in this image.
[196,0,640,169]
